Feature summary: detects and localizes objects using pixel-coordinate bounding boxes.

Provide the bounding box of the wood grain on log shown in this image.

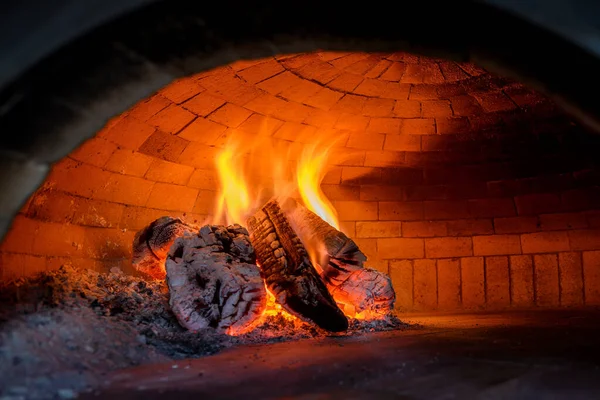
[247,200,348,332]
[282,198,395,318]
[166,224,266,335]
[132,216,198,279]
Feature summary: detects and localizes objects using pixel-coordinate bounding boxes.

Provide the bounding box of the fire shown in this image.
[214,142,250,226]
[296,142,339,230]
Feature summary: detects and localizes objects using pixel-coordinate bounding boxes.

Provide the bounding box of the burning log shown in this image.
[246,200,348,332]
[281,198,395,318]
[165,224,266,334]
[132,216,198,279]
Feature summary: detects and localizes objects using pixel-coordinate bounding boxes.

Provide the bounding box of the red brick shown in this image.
[403,221,447,238]
[440,61,469,81]
[144,159,194,185]
[408,85,439,100]
[304,88,344,111]
[583,251,600,304]
[367,118,401,134]
[473,235,522,256]
[192,190,218,214]
[533,254,560,307]
[393,100,421,118]
[72,198,124,228]
[421,100,452,117]
[145,183,199,212]
[461,257,485,309]
[332,201,378,221]
[104,149,154,177]
[334,113,370,131]
[237,59,284,84]
[27,190,77,223]
[45,159,110,198]
[413,259,437,310]
[359,186,404,201]
[159,77,205,104]
[390,260,413,310]
[384,134,421,152]
[147,104,195,134]
[353,238,377,260]
[400,119,435,135]
[330,94,366,114]
[0,215,39,253]
[447,219,494,236]
[183,92,226,116]
[177,142,219,169]
[435,117,470,135]
[178,118,227,144]
[208,103,252,128]
[468,198,516,218]
[94,173,154,206]
[1,253,46,280]
[346,133,385,150]
[449,95,483,116]
[494,216,539,234]
[425,237,473,258]
[539,212,588,231]
[138,130,189,162]
[379,201,424,221]
[363,151,405,167]
[378,238,424,259]
[70,137,117,168]
[515,193,563,215]
[558,252,584,306]
[521,231,570,253]
[98,115,156,150]
[587,211,600,228]
[257,71,302,94]
[561,187,600,212]
[187,168,218,190]
[322,167,342,185]
[437,258,461,310]
[127,94,171,122]
[424,200,469,220]
[339,221,356,237]
[32,222,85,257]
[472,91,517,113]
[362,98,395,117]
[320,185,360,201]
[364,59,392,79]
[272,121,316,141]
[118,206,175,231]
[327,74,364,92]
[568,229,600,251]
[379,62,406,81]
[239,114,285,136]
[485,256,511,308]
[82,228,135,260]
[353,79,387,97]
[356,221,401,238]
[368,259,389,274]
[510,255,534,307]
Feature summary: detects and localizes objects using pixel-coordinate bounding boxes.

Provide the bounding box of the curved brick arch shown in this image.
[3,51,600,315]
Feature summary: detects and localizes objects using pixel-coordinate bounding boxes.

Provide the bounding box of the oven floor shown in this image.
[84,309,600,399]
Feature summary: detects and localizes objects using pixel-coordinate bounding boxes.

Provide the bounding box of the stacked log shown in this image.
[165,224,266,335]
[132,216,197,279]
[246,200,348,332]
[281,198,395,318]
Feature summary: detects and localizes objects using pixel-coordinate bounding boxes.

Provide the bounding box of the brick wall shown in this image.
[1,51,599,313]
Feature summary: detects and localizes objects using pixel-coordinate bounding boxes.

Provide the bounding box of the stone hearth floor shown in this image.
[84,309,600,399]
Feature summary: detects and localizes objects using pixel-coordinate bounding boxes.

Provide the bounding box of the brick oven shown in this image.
[2,1,600,399]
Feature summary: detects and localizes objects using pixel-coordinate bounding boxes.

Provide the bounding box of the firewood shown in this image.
[246,200,348,332]
[165,224,266,335]
[132,216,198,279]
[281,198,395,318]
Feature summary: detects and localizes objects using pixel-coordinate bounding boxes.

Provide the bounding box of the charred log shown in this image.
[165,224,266,334]
[282,198,395,317]
[247,200,348,332]
[132,216,198,279]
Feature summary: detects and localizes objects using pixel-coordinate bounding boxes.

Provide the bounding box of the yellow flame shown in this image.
[214,142,250,226]
[296,142,339,230]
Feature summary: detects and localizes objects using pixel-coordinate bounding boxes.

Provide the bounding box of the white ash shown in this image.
[0,264,408,399]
